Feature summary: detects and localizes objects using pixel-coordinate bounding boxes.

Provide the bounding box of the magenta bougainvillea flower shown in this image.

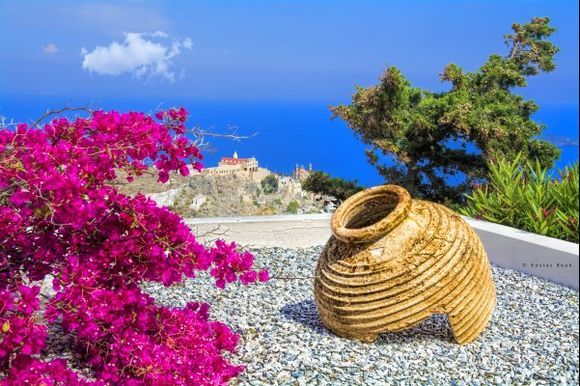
[0,108,268,385]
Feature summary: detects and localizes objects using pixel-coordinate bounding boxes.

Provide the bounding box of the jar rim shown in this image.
[331,184,411,244]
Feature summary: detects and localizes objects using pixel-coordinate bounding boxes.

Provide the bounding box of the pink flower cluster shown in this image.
[0,108,268,385]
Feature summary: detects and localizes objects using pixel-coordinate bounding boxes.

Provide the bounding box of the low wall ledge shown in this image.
[184,214,579,290]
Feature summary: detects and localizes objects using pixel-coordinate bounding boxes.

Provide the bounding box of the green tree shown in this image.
[302,171,364,202]
[261,175,279,194]
[286,200,300,214]
[331,17,560,204]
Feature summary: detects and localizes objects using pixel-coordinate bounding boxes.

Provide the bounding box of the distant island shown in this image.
[543,135,579,147]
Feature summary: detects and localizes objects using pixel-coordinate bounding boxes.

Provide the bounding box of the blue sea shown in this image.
[1,95,578,187]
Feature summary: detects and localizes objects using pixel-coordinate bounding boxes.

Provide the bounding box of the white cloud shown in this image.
[151,30,169,38]
[182,37,193,49]
[42,43,59,54]
[81,32,192,82]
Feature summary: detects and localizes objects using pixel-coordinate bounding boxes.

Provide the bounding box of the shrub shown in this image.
[260,175,278,194]
[0,108,268,384]
[302,171,364,203]
[461,155,579,243]
[286,200,300,214]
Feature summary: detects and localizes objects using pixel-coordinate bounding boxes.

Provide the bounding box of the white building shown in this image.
[202,152,270,182]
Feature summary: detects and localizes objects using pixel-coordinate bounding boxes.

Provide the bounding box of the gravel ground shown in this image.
[142,246,579,386]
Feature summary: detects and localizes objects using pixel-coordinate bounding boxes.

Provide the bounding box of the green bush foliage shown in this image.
[261,175,279,194]
[301,171,364,203]
[286,200,300,214]
[461,156,579,243]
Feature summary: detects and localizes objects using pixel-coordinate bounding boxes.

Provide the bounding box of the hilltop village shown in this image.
[200,151,311,185]
[113,152,334,217]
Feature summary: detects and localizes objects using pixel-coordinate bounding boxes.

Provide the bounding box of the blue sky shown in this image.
[0,0,578,105]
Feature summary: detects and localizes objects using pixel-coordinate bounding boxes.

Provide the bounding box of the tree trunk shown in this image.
[405,163,418,196]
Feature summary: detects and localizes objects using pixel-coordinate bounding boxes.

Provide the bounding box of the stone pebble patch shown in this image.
[143,246,579,385]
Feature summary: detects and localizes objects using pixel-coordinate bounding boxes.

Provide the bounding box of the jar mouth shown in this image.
[331,185,411,244]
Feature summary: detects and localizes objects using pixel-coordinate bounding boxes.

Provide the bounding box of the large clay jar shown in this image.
[314,185,496,344]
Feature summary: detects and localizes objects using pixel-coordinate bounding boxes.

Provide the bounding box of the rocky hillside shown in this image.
[109,169,190,196]
[112,170,327,217]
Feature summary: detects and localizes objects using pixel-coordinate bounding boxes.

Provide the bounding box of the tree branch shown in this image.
[189,125,258,149]
[32,107,94,128]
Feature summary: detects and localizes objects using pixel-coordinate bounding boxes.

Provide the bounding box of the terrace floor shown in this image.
[144,245,579,385]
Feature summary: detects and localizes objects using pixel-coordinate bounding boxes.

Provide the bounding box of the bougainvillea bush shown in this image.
[0,108,268,385]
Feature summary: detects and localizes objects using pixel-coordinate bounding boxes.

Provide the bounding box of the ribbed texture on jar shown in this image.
[314,197,496,345]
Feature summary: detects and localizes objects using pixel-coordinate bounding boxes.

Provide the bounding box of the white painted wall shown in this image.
[463,217,579,290]
[185,214,331,249]
[185,214,579,290]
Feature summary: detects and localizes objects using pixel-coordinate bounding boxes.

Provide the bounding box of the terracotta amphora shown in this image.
[314,185,496,344]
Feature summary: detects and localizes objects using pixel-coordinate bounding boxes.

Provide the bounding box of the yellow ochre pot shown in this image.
[314,185,496,344]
